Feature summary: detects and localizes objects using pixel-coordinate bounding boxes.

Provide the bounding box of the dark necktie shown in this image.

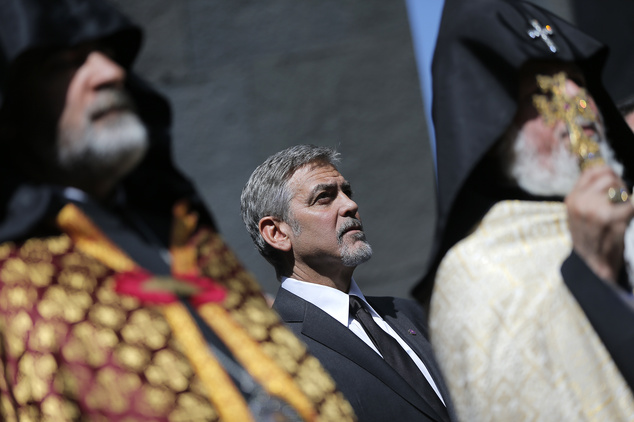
[349,295,448,419]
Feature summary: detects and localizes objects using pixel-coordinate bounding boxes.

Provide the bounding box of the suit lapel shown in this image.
[274,288,446,421]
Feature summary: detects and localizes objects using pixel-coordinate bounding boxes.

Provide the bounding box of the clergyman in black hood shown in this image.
[412,0,634,419]
[0,0,356,420]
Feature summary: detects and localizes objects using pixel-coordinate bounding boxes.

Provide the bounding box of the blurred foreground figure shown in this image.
[413,0,634,420]
[0,0,355,420]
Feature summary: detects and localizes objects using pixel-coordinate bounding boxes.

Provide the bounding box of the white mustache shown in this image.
[338,218,364,240]
[88,89,135,121]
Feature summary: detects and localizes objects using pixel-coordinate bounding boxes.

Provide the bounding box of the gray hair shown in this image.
[240,144,340,277]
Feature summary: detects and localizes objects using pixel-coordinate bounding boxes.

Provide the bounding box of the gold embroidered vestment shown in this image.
[431,200,634,421]
[0,203,355,421]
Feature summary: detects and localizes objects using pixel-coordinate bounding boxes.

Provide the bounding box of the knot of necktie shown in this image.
[349,295,366,317]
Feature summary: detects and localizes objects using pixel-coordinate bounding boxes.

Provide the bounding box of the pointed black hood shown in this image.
[413,0,634,301]
[0,0,141,105]
[0,0,211,243]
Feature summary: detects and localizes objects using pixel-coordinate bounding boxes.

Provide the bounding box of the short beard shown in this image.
[57,89,148,187]
[337,218,373,267]
[500,123,622,197]
[287,215,373,268]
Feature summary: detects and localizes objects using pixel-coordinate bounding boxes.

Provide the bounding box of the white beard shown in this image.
[504,124,634,290]
[340,233,373,267]
[504,124,623,197]
[57,90,148,186]
[58,112,148,176]
[507,127,581,197]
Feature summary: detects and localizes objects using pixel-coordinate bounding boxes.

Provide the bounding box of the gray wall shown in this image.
[112,0,436,297]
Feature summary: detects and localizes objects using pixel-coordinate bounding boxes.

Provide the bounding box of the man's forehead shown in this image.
[288,162,346,192]
[516,61,587,102]
[21,40,114,70]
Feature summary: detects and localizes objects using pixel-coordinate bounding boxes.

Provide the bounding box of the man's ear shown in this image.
[259,216,292,252]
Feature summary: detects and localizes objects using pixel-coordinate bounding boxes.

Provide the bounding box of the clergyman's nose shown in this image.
[85,51,126,90]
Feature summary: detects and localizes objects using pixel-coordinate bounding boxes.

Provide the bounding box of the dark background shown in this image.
[111,0,634,297]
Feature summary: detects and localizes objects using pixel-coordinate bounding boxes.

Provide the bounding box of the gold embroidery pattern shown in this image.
[0,236,217,420]
[43,202,354,420]
[58,204,252,420]
[200,302,317,421]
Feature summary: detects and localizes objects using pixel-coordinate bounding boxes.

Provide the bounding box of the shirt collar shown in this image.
[280,276,375,325]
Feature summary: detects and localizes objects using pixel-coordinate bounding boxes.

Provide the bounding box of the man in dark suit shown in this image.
[241,144,457,422]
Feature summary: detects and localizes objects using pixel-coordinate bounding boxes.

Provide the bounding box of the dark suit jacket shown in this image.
[273,288,458,422]
[562,252,634,393]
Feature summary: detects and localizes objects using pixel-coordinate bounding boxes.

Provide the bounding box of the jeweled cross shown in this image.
[528,19,557,53]
[532,71,604,169]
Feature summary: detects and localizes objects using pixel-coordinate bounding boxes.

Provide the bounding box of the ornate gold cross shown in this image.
[532,71,604,169]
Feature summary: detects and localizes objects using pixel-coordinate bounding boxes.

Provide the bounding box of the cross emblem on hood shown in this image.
[528,19,557,53]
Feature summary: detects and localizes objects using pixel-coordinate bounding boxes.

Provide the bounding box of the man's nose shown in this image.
[85,51,126,90]
[340,193,359,217]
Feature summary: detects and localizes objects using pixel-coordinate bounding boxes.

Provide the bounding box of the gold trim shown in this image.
[57,204,137,272]
[162,303,254,422]
[170,201,200,276]
[199,303,317,422]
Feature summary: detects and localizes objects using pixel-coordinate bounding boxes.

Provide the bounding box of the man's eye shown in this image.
[44,51,87,73]
[315,193,331,203]
[99,46,117,61]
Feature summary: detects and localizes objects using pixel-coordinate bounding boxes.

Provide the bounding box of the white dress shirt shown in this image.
[280,276,445,404]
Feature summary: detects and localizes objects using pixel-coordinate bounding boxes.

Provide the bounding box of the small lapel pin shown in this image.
[527,19,557,53]
[408,329,417,335]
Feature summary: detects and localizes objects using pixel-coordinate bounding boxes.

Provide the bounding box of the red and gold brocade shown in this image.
[0,204,355,421]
